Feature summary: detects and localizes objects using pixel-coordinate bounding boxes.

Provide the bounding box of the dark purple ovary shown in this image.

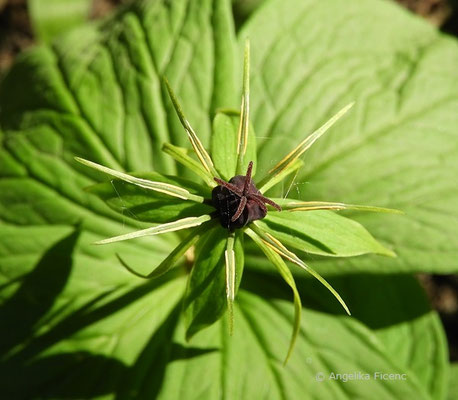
[211,175,267,230]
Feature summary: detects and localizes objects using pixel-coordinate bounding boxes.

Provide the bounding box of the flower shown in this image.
[75,40,400,364]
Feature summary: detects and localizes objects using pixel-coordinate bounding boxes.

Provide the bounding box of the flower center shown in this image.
[211,161,281,231]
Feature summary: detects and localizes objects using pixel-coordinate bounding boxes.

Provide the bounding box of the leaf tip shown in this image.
[384,248,397,258]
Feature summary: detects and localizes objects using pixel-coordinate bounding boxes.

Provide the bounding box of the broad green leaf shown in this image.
[258,210,395,257]
[184,226,244,339]
[243,0,458,273]
[155,288,430,400]
[0,0,455,397]
[292,270,449,400]
[0,230,444,400]
[242,259,448,400]
[210,110,257,180]
[0,0,238,395]
[87,172,213,224]
[0,226,80,358]
[1,0,238,174]
[29,0,91,44]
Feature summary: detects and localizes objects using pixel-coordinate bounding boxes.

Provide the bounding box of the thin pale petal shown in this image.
[164,79,219,177]
[162,143,216,187]
[95,215,212,245]
[259,102,354,189]
[250,222,351,316]
[116,224,210,279]
[225,233,236,335]
[75,157,204,202]
[258,159,303,193]
[245,228,301,365]
[274,200,404,214]
[236,39,250,174]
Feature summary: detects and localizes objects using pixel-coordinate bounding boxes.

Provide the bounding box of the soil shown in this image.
[0,0,457,362]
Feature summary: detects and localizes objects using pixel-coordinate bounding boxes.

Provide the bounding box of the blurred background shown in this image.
[1,0,457,362]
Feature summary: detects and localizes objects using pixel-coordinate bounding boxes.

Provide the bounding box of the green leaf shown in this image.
[258,210,394,257]
[448,364,458,400]
[29,0,91,44]
[291,270,449,400]
[0,0,455,397]
[0,1,238,394]
[243,0,458,273]
[242,259,448,400]
[210,110,257,180]
[155,288,431,400]
[1,0,238,174]
[184,226,244,339]
[87,172,213,224]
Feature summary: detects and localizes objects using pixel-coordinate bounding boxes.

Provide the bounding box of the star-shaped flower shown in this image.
[75,41,400,363]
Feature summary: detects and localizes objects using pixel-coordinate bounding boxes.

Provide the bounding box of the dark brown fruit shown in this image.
[211,161,281,231]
